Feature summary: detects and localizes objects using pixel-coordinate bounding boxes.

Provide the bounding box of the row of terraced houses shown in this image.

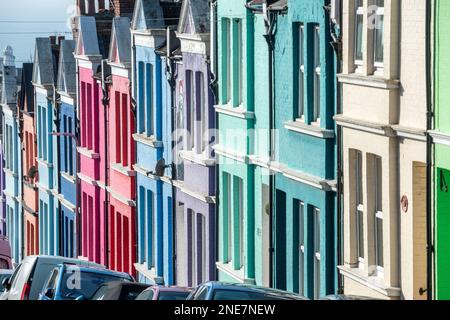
[1,0,450,300]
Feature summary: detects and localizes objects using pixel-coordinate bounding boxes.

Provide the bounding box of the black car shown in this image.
[90,281,150,300]
[187,282,308,300]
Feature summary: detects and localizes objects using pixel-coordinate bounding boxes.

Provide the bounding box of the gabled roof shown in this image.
[131,0,182,31]
[18,63,34,114]
[75,16,101,57]
[131,0,165,31]
[32,38,57,86]
[177,0,210,35]
[57,40,77,96]
[108,17,132,66]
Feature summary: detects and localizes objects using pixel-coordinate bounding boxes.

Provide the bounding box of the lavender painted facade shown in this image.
[174,0,216,287]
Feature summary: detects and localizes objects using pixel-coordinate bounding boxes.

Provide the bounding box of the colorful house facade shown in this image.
[174,0,217,288]
[271,0,337,298]
[75,13,113,265]
[1,46,22,263]
[431,0,450,300]
[107,16,137,275]
[56,39,78,258]
[33,37,61,256]
[214,0,261,286]
[19,63,39,257]
[131,0,180,285]
[337,0,428,300]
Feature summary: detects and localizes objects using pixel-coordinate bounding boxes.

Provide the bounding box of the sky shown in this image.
[0,0,76,66]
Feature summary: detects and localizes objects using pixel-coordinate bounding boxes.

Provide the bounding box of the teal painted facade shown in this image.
[216,0,271,287]
[273,0,337,298]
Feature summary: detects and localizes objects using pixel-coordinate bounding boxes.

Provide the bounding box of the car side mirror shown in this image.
[2,277,11,291]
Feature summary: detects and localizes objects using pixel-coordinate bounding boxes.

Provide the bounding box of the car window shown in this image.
[42,269,59,299]
[119,286,149,300]
[158,291,190,301]
[6,263,21,288]
[60,271,130,300]
[90,285,109,300]
[135,288,154,300]
[213,290,281,300]
[0,274,11,292]
[193,286,208,300]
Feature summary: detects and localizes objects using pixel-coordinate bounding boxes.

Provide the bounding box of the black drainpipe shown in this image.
[101,59,110,268]
[262,6,277,289]
[425,0,433,301]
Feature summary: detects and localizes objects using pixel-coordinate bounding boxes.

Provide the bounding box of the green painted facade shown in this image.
[216,0,271,286]
[434,0,450,300]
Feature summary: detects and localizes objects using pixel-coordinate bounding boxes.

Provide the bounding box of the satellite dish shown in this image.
[155,158,167,177]
[28,166,38,179]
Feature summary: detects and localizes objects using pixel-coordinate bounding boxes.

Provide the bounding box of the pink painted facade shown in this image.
[107,72,136,275]
[77,63,108,265]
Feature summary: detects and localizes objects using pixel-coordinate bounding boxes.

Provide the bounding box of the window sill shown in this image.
[338,265,401,298]
[36,158,54,168]
[77,147,100,159]
[214,104,255,120]
[216,261,255,285]
[337,73,399,90]
[111,163,136,177]
[61,172,76,183]
[284,120,334,139]
[179,150,215,167]
[134,263,164,285]
[132,133,163,149]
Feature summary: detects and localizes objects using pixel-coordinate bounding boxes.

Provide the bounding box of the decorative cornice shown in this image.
[334,114,396,137]
[392,125,427,142]
[77,147,100,159]
[429,130,450,147]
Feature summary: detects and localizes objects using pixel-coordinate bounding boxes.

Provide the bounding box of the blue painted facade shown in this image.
[56,40,78,258]
[33,37,61,256]
[272,0,337,298]
[131,0,180,285]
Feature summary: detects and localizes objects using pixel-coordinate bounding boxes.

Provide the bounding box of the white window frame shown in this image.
[374,156,384,277]
[312,25,321,126]
[237,177,244,269]
[298,201,305,296]
[355,151,365,268]
[297,23,305,122]
[313,207,321,300]
[372,1,384,74]
[225,173,232,264]
[354,0,364,72]
[236,18,243,106]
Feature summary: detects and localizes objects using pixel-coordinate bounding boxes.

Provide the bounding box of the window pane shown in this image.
[298,202,304,296]
[313,26,321,122]
[298,24,305,119]
[355,1,363,62]
[374,0,384,64]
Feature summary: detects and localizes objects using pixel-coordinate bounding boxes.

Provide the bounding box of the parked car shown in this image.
[0,236,12,269]
[0,255,104,300]
[320,294,381,300]
[135,286,192,300]
[38,264,134,300]
[90,281,150,300]
[187,282,308,300]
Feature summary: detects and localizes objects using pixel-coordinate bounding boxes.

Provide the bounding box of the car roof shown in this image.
[202,282,308,299]
[0,270,14,275]
[152,286,192,293]
[59,264,132,278]
[24,255,105,268]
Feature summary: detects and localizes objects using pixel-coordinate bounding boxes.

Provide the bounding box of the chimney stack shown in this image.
[111,0,136,17]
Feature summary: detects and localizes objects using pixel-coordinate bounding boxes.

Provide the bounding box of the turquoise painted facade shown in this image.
[273,0,337,298]
[215,0,269,286]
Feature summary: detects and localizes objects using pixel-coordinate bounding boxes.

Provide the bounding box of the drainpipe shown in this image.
[425,0,433,301]
[262,3,276,289]
[75,56,82,258]
[166,27,178,285]
[210,0,219,282]
[101,59,110,268]
[327,2,344,294]
[18,95,25,260]
[53,83,62,256]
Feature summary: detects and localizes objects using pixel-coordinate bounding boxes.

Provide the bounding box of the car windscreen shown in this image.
[212,289,284,300]
[158,291,191,301]
[0,274,11,291]
[60,271,129,300]
[118,286,149,300]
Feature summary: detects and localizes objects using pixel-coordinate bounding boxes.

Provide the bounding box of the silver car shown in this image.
[1,255,104,300]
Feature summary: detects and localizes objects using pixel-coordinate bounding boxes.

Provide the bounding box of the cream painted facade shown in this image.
[336,0,428,300]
